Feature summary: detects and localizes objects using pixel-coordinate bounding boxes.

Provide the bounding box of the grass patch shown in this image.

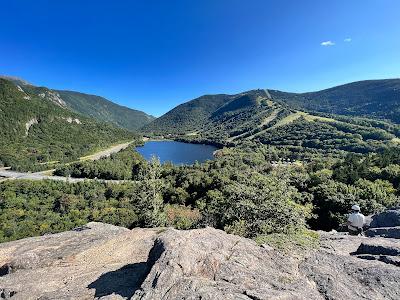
[391,138,400,144]
[271,111,306,128]
[272,111,336,129]
[156,228,168,234]
[303,114,336,123]
[255,230,320,252]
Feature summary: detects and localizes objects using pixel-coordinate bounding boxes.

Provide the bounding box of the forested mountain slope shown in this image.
[57,90,154,131]
[143,82,400,154]
[270,79,400,122]
[0,75,155,131]
[142,89,272,135]
[0,78,136,170]
[142,93,237,134]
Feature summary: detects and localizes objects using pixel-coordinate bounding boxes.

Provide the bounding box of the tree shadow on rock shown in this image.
[88,262,148,299]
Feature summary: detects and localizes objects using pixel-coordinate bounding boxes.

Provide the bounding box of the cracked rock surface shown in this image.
[1,224,400,300]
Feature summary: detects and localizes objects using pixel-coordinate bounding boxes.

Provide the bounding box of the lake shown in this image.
[136,141,218,165]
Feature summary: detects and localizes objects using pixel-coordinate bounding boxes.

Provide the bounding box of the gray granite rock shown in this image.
[1,224,400,300]
[355,240,400,256]
[370,209,400,228]
[135,229,400,300]
[366,227,400,239]
[0,222,159,300]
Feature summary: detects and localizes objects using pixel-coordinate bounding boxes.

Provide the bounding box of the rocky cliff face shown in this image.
[0,223,399,300]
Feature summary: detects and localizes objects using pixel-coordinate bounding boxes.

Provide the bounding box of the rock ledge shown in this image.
[1,224,400,300]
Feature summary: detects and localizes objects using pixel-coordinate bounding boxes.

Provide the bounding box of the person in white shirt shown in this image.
[347,204,365,235]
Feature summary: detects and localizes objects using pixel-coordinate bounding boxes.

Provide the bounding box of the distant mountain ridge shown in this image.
[0,75,155,131]
[56,90,155,131]
[144,79,400,135]
[143,79,400,154]
[0,75,31,85]
[0,78,136,170]
[270,79,400,123]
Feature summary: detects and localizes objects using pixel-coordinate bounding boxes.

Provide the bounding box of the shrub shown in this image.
[165,205,201,229]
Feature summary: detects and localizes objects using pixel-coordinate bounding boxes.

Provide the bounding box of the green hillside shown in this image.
[0,78,136,170]
[143,82,400,154]
[57,90,155,131]
[0,75,155,131]
[142,93,236,135]
[2,77,400,245]
[141,90,271,136]
[270,79,400,122]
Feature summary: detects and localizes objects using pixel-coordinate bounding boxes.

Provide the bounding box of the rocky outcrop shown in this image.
[16,85,30,100]
[24,118,38,136]
[0,223,159,300]
[365,209,400,239]
[1,224,400,300]
[352,239,400,267]
[134,228,321,300]
[356,240,400,256]
[366,227,400,239]
[38,90,66,108]
[370,209,400,228]
[62,117,82,124]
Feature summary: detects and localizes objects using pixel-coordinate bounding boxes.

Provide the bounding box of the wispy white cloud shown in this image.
[321,41,335,46]
[344,38,352,42]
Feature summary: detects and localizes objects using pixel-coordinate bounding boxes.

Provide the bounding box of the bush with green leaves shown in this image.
[2,142,400,244]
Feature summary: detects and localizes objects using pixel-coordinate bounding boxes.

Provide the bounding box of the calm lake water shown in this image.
[136,141,217,165]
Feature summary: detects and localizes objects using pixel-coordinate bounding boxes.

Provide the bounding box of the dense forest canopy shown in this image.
[1,77,400,246]
[57,90,155,131]
[0,78,138,171]
[1,75,155,131]
[2,145,400,243]
[141,81,400,154]
[270,79,400,123]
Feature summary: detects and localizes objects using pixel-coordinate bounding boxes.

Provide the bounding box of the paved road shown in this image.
[0,170,86,182]
[0,170,127,183]
[0,141,134,183]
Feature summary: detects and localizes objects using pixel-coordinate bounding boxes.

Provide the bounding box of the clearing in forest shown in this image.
[227,108,281,142]
[391,137,400,144]
[271,111,335,129]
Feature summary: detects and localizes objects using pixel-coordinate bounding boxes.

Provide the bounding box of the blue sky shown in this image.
[1,0,399,116]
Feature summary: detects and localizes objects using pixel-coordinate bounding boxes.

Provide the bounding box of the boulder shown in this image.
[365,227,400,239]
[370,209,400,228]
[135,229,400,300]
[134,227,322,300]
[355,240,400,256]
[0,222,159,299]
[355,255,400,267]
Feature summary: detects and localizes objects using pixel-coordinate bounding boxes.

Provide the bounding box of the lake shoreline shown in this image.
[136,140,218,165]
[142,136,223,148]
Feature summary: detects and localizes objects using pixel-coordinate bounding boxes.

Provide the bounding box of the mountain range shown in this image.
[2,75,400,169]
[270,79,400,123]
[0,75,154,131]
[143,79,400,153]
[0,77,139,170]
